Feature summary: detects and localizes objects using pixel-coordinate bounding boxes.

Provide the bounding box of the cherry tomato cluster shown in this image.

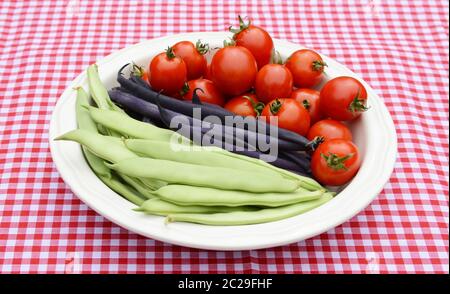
[144,16,369,187]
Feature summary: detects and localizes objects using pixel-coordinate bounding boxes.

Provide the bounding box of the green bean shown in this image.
[135,198,257,216]
[102,173,145,206]
[55,128,168,191]
[152,185,323,207]
[55,129,136,163]
[75,88,99,132]
[139,177,167,191]
[124,139,281,177]
[106,157,299,193]
[86,64,125,137]
[119,174,156,199]
[87,64,110,109]
[166,193,333,225]
[209,148,323,191]
[75,84,167,195]
[75,87,144,206]
[75,87,110,178]
[87,64,123,113]
[88,106,176,141]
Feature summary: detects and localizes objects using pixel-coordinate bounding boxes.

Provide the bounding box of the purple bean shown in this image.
[117,64,315,148]
[280,151,311,174]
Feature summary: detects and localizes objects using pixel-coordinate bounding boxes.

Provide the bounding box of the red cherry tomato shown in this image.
[255,64,293,104]
[224,94,263,117]
[261,98,310,136]
[231,16,274,69]
[285,49,327,88]
[172,40,208,80]
[149,48,187,95]
[181,79,225,106]
[291,88,323,124]
[307,119,353,142]
[320,76,368,121]
[210,46,258,96]
[311,139,361,186]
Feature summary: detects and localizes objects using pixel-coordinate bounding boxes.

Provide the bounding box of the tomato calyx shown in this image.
[243,95,265,116]
[321,152,354,171]
[195,39,210,55]
[131,63,145,77]
[229,15,251,37]
[312,60,327,72]
[348,90,369,113]
[302,99,311,110]
[180,82,190,96]
[269,99,283,115]
[223,38,236,47]
[165,47,176,59]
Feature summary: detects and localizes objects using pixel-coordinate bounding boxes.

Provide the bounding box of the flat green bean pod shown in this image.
[87,65,124,137]
[87,65,110,110]
[106,157,299,193]
[124,139,281,177]
[102,173,145,206]
[87,64,123,113]
[119,174,156,199]
[152,185,323,207]
[210,148,324,191]
[88,106,176,141]
[55,129,136,163]
[166,193,333,226]
[139,178,167,191]
[75,87,110,178]
[135,198,257,216]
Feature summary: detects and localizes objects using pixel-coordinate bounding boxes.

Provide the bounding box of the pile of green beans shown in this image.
[55,64,333,226]
[74,86,145,205]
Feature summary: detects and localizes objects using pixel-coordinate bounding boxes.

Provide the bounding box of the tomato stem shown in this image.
[165,46,176,59]
[243,95,265,116]
[223,38,236,47]
[269,99,282,115]
[180,82,190,97]
[229,15,251,37]
[348,90,369,113]
[302,99,311,110]
[131,63,145,77]
[312,60,327,72]
[196,39,210,55]
[321,152,353,171]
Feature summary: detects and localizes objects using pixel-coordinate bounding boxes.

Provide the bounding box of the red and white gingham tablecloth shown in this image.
[0,0,448,273]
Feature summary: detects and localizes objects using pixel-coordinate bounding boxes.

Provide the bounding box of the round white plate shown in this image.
[49,32,397,250]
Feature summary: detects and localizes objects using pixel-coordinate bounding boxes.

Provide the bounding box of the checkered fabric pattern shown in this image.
[0,0,448,274]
